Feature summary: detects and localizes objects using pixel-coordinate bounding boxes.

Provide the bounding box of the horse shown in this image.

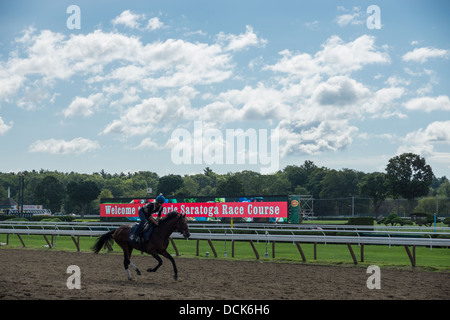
[92,210,190,280]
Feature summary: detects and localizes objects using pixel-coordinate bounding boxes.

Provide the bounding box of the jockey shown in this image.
[130,194,165,242]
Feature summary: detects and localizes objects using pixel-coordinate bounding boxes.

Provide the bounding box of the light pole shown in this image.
[18,174,25,217]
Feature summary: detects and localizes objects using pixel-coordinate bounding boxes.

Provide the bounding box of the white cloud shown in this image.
[112,10,145,29]
[316,35,390,74]
[133,137,158,149]
[402,47,449,63]
[384,76,410,87]
[336,13,363,27]
[336,7,365,27]
[398,121,450,158]
[204,83,290,123]
[404,95,450,112]
[28,137,100,155]
[196,52,398,159]
[265,35,390,77]
[112,10,163,31]
[364,86,405,118]
[277,119,358,157]
[313,76,370,107]
[4,29,143,88]
[63,93,104,118]
[304,21,319,30]
[146,17,164,31]
[217,25,267,51]
[102,87,195,137]
[1,28,234,106]
[0,68,24,103]
[0,117,13,135]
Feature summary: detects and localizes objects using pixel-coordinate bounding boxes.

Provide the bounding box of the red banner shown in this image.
[100,201,287,218]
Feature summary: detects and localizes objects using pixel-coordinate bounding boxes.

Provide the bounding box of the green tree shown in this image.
[360,172,389,216]
[415,196,450,215]
[235,170,264,195]
[263,172,291,195]
[283,160,317,193]
[0,186,6,201]
[176,176,199,197]
[436,180,450,197]
[306,166,329,198]
[103,178,126,197]
[217,175,244,196]
[158,174,183,196]
[99,188,114,199]
[34,175,65,213]
[386,153,434,213]
[67,180,100,218]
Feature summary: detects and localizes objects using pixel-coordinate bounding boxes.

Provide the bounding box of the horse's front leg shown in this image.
[161,250,178,280]
[147,252,163,273]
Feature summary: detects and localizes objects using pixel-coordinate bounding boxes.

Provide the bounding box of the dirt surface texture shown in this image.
[0,248,449,300]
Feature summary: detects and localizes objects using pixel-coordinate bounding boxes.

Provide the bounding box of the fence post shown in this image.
[17,234,25,248]
[295,242,306,262]
[43,235,52,248]
[404,245,416,267]
[207,239,217,258]
[347,243,357,264]
[71,236,80,252]
[249,240,259,259]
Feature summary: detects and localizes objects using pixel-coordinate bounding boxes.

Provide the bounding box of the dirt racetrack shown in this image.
[0,248,449,300]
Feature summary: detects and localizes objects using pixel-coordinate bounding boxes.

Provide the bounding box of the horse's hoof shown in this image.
[174,274,178,281]
[136,269,142,276]
[147,268,155,272]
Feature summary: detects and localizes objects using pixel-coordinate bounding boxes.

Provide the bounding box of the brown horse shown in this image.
[92,211,190,280]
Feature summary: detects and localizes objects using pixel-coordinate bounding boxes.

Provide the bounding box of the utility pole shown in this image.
[352,195,355,217]
[18,174,25,217]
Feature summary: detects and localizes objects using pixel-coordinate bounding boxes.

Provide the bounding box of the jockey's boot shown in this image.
[130,225,142,242]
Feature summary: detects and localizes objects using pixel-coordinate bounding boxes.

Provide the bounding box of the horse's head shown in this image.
[175,213,190,239]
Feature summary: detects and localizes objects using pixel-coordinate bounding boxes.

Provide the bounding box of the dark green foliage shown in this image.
[347,217,374,226]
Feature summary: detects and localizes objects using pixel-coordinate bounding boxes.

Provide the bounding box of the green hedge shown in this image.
[0,214,76,222]
[30,215,76,222]
[346,217,374,225]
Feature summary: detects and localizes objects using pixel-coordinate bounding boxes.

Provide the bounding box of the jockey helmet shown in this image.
[155,194,166,204]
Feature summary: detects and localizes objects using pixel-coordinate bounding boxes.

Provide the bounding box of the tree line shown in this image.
[0,153,449,217]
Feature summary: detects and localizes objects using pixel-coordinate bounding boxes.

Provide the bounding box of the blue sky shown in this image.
[1,0,449,177]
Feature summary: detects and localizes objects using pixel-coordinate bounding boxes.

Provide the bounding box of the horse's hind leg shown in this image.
[121,243,141,280]
[146,252,163,273]
[161,250,178,280]
[125,245,141,276]
[123,251,133,280]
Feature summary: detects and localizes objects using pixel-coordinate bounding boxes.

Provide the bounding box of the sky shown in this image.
[0,0,449,178]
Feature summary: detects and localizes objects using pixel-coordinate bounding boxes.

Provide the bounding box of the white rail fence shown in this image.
[1,221,449,266]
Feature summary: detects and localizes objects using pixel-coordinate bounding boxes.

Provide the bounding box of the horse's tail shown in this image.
[92,230,115,254]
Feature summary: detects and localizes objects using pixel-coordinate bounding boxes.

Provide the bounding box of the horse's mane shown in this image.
[159,210,180,224]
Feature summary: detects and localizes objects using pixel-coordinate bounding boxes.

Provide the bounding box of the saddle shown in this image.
[129,222,155,246]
